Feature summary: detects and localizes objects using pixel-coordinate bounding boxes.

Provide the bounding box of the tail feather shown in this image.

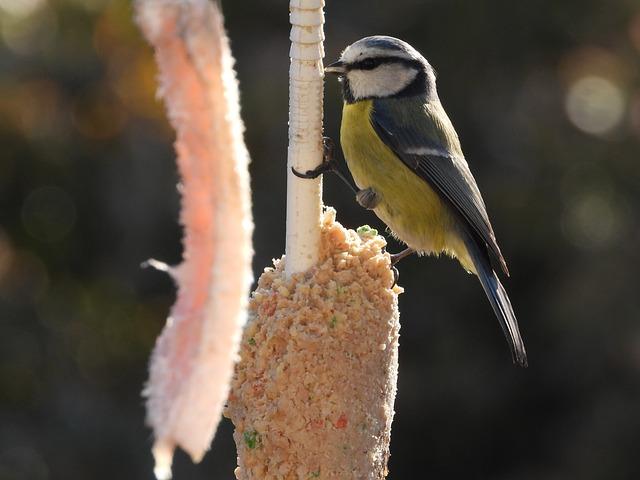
[464,236,528,367]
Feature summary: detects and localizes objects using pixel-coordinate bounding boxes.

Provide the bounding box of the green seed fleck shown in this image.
[329,315,337,328]
[248,337,256,346]
[310,471,320,478]
[357,225,378,237]
[243,429,260,449]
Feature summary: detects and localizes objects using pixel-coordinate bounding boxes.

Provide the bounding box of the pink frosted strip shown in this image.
[135,1,253,477]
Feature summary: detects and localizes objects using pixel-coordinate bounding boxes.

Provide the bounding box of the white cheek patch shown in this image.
[347,63,419,100]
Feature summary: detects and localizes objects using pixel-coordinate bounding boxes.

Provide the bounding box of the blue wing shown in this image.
[370,97,509,276]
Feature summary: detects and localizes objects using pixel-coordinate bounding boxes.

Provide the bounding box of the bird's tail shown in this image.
[464,235,528,367]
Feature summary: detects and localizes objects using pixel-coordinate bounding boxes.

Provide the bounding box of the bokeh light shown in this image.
[1,79,68,140]
[559,46,632,138]
[561,190,626,251]
[0,0,45,18]
[565,76,626,136]
[0,0,57,55]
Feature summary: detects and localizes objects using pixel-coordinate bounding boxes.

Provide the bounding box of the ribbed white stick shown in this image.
[285,0,325,277]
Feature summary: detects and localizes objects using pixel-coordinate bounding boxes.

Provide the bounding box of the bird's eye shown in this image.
[359,58,378,70]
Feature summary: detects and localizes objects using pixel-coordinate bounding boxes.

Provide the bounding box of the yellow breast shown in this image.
[340,100,467,262]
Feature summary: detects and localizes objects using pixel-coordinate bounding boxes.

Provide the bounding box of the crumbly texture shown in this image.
[225,209,402,479]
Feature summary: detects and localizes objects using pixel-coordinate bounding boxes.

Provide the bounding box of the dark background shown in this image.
[2,0,640,478]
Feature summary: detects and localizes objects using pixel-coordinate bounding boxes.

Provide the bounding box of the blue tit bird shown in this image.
[299,36,527,366]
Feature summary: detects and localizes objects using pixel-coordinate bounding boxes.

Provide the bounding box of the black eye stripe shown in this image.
[349,57,423,71]
[355,58,380,70]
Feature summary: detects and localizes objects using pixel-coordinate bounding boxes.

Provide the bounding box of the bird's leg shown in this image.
[291,137,359,195]
[390,247,415,266]
[355,187,381,210]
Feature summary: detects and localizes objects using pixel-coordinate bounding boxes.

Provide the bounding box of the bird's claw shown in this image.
[291,160,338,179]
[391,266,399,288]
[291,137,339,179]
[322,136,335,162]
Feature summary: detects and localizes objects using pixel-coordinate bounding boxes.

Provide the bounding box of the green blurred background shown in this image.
[2,0,640,478]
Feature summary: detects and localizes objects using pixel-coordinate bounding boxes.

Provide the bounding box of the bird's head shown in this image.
[325,36,436,103]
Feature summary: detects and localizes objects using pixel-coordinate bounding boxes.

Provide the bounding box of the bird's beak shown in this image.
[324,60,346,75]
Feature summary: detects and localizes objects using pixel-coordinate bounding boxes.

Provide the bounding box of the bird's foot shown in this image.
[356,187,381,210]
[388,247,415,287]
[291,137,339,179]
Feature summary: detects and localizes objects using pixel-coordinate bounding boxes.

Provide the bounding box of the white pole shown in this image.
[285,0,325,277]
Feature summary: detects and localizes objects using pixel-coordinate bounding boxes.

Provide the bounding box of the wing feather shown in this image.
[371,98,509,275]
